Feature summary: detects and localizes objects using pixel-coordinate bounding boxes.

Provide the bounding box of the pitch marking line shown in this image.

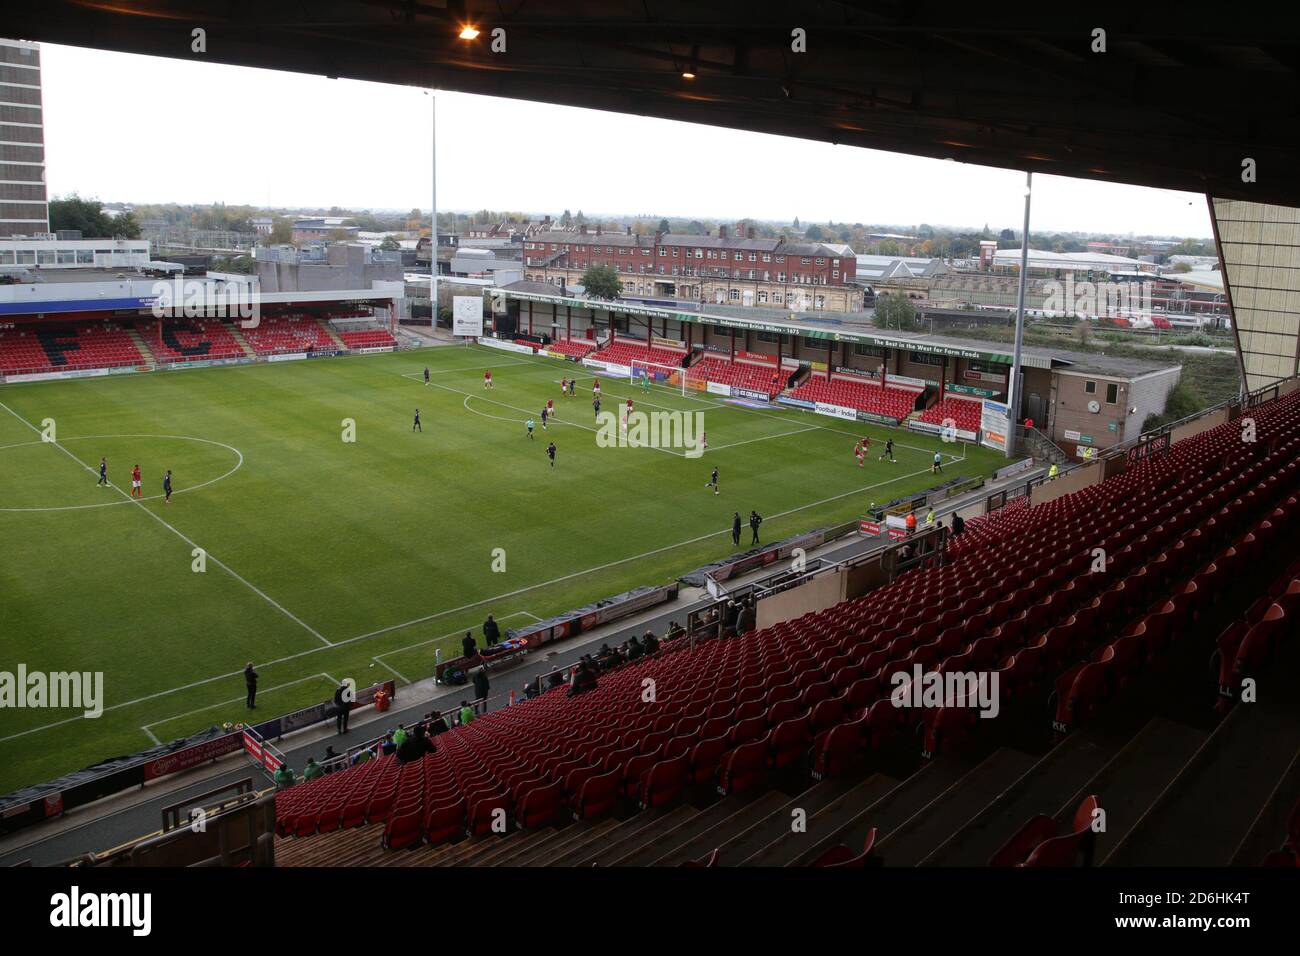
[402,372,690,459]
[704,425,819,452]
[0,398,332,648]
[480,347,959,456]
[140,673,337,735]
[372,611,536,664]
[0,434,245,513]
[0,436,961,743]
[371,657,410,685]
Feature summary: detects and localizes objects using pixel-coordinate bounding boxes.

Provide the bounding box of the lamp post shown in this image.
[1006,171,1032,459]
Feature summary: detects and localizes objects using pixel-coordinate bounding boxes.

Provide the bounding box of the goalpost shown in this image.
[630,359,690,396]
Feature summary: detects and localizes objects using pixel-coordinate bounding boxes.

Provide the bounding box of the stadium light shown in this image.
[459,24,480,40]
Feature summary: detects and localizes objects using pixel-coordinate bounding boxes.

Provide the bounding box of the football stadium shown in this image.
[2,1,1299,936]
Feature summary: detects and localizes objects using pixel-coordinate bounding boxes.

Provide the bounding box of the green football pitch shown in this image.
[0,343,1003,793]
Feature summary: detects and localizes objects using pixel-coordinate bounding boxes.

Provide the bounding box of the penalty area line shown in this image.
[0,398,332,648]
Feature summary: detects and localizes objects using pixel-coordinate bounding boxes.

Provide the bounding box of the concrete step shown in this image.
[317,318,347,351]
[1229,746,1300,867]
[741,773,901,867]
[468,824,557,867]
[545,816,633,866]
[227,321,257,357]
[875,747,1039,867]
[1106,700,1300,866]
[1055,717,1207,865]
[125,326,157,367]
[577,804,697,867]
[778,759,975,867]
[521,817,620,867]
[645,791,793,867]
[709,773,872,866]
[484,820,580,867]
[921,733,1114,866]
[609,795,761,867]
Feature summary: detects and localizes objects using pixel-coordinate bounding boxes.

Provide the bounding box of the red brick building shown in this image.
[522,223,862,312]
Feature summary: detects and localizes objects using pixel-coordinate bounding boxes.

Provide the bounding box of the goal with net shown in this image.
[630,359,689,396]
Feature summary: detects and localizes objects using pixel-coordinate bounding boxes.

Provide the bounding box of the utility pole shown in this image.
[1006,171,1032,458]
[430,90,438,330]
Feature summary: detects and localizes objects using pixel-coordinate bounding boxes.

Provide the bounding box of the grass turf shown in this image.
[0,343,1004,793]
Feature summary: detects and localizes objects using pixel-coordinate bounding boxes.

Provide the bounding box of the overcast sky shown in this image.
[41,44,1212,238]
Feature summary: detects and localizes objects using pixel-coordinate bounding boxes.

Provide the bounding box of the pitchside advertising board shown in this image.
[980,399,1011,451]
[452,296,484,336]
[815,402,858,421]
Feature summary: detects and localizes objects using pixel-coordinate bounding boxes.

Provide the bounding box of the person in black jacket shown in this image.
[396,724,434,764]
[567,657,598,698]
[642,631,660,656]
[732,512,742,547]
[426,713,450,736]
[625,635,644,661]
[462,631,477,660]
[333,681,351,734]
[244,662,258,709]
[749,510,763,545]
[483,614,500,646]
[472,667,490,712]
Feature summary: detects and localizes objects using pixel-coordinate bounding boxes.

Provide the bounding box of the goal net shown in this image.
[630,359,689,396]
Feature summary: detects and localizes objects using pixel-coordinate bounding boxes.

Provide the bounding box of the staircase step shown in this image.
[610,795,759,867]
[778,759,973,867]
[644,792,792,867]
[875,747,1039,866]
[1105,701,1300,866]
[742,773,901,867]
[485,821,578,867]
[227,321,257,357]
[1053,717,1207,865]
[577,805,696,867]
[1229,746,1300,867]
[521,817,619,867]
[921,733,1114,866]
[541,817,628,867]
[469,825,556,867]
[710,773,871,866]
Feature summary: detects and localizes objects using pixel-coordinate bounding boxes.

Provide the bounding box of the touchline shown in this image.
[0,665,103,718]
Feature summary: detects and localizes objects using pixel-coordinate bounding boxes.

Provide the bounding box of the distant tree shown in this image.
[265,217,294,245]
[326,228,353,243]
[792,216,801,230]
[1172,261,1192,273]
[876,239,901,256]
[657,218,671,234]
[560,209,572,226]
[804,224,825,240]
[838,228,853,242]
[874,293,918,331]
[575,210,587,226]
[379,236,401,251]
[211,254,255,274]
[49,195,141,238]
[688,220,706,235]
[580,264,622,300]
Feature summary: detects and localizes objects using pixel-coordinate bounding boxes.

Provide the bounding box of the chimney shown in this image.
[719,225,728,239]
[580,224,587,234]
[747,227,756,239]
[596,225,602,236]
